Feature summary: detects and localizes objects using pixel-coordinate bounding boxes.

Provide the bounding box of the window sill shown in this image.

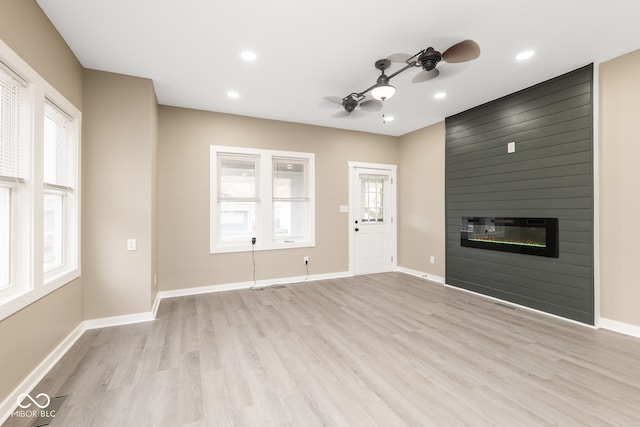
[210,240,315,254]
[0,267,80,322]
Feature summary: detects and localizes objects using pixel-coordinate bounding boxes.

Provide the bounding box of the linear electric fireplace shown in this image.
[460,217,559,258]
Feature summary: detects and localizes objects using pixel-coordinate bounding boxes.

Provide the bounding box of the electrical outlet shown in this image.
[304,256,309,265]
[251,237,256,245]
[430,255,435,264]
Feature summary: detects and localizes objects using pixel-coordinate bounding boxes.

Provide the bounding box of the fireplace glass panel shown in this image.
[460,217,558,257]
[464,219,546,247]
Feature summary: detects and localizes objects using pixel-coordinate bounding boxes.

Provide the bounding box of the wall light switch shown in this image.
[508,141,516,153]
[127,239,137,251]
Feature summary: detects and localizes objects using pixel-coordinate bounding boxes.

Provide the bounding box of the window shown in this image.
[217,153,259,244]
[273,157,310,241]
[0,61,30,301]
[43,101,77,276]
[360,175,385,222]
[211,146,314,253]
[0,41,80,320]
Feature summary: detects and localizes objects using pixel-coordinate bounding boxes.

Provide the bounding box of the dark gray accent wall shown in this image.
[445,64,593,324]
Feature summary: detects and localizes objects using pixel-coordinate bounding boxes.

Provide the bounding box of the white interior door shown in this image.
[350,164,396,275]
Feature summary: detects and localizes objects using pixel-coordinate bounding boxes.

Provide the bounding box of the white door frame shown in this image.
[348,161,398,275]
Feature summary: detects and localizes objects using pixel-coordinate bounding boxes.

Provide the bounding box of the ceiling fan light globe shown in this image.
[371,84,395,101]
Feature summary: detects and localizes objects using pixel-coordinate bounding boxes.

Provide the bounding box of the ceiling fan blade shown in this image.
[411,68,440,83]
[324,95,344,105]
[387,53,413,63]
[331,110,351,118]
[360,99,383,112]
[442,40,480,63]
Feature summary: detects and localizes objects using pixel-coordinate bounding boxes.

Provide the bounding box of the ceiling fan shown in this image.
[325,39,480,117]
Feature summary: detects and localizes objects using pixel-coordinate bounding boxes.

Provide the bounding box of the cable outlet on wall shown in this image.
[303,256,309,265]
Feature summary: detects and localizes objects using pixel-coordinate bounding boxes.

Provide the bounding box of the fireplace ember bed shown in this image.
[460,217,559,258]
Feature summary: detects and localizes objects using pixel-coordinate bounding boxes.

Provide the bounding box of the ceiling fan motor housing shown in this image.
[342,97,358,112]
[419,47,442,71]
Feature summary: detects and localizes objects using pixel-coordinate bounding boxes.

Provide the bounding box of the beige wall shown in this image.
[599,49,640,327]
[0,279,81,401]
[158,107,398,290]
[0,0,82,109]
[82,70,158,319]
[398,122,446,278]
[0,0,83,404]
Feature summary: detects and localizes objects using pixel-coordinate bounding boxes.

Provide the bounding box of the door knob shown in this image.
[355,227,359,232]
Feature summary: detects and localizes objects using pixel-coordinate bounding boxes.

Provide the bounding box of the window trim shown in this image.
[0,38,81,322]
[210,145,315,254]
[42,99,79,283]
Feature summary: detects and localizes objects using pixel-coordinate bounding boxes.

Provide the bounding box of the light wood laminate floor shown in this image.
[5,272,640,426]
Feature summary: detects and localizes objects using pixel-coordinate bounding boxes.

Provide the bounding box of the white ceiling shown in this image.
[37,0,640,137]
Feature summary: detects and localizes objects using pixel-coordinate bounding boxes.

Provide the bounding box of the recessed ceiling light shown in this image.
[434,92,447,100]
[241,51,257,61]
[516,50,535,61]
[227,91,240,99]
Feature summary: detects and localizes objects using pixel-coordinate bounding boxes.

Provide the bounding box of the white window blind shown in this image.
[44,100,71,189]
[0,63,27,182]
[272,157,309,241]
[217,153,260,243]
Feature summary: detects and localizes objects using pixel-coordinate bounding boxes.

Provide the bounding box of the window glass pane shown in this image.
[361,176,384,222]
[0,187,9,287]
[273,158,307,199]
[274,201,308,241]
[43,192,63,272]
[219,201,257,242]
[218,155,258,198]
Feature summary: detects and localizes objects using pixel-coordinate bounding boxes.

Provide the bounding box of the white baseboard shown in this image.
[158,280,254,300]
[157,270,352,300]
[598,317,640,338]
[151,292,161,319]
[0,322,86,425]
[442,282,597,329]
[396,266,445,284]
[396,269,640,340]
[83,310,156,330]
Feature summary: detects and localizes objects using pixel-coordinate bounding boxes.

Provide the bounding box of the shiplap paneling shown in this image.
[445,64,594,324]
